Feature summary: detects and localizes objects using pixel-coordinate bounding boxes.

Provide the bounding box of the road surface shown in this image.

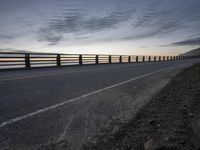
[0,59,199,149]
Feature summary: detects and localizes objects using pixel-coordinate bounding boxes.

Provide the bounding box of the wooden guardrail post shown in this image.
[149,56,151,62]
[79,55,82,65]
[109,55,112,64]
[159,56,161,61]
[119,56,122,63]
[25,54,30,68]
[57,54,61,66]
[163,56,165,61]
[128,56,131,63]
[142,56,145,62]
[136,56,138,63]
[154,56,156,62]
[96,55,99,64]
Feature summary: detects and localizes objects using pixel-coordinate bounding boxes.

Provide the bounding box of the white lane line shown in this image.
[0,64,186,128]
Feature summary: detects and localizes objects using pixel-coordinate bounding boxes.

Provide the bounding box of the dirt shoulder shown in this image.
[82,63,200,150]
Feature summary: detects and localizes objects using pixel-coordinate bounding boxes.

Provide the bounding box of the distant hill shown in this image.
[180,47,200,56]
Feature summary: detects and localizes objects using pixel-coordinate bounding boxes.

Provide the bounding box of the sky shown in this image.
[0,0,200,55]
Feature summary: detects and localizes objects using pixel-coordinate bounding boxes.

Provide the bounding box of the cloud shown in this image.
[38,27,63,46]
[0,34,16,41]
[121,10,185,41]
[83,9,134,32]
[172,37,200,46]
[37,8,135,45]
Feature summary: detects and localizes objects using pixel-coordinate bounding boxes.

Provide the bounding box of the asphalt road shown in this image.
[0,59,199,150]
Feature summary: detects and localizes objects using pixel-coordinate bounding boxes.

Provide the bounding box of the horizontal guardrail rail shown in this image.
[0,52,199,70]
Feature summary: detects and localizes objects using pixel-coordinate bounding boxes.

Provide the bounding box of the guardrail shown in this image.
[0,52,199,70]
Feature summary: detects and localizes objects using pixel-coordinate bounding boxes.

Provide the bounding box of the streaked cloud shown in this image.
[172,37,200,46]
[37,8,135,45]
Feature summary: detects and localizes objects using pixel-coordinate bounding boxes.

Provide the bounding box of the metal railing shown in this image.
[0,52,198,70]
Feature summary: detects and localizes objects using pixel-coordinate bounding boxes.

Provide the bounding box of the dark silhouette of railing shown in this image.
[0,52,199,70]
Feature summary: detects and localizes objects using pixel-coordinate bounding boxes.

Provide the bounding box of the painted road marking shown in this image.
[0,65,185,128]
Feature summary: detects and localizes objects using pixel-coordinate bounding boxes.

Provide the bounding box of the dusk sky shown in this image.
[0,0,200,55]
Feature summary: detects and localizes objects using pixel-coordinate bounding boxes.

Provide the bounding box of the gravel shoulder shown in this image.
[82,63,200,150]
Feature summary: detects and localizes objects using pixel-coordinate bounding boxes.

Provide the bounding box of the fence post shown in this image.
[136,56,138,63]
[163,56,165,61]
[25,54,30,68]
[96,55,99,64]
[154,56,156,62]
[79,55,82,65]
[149,56,151,62]
[109,55,112,64]
[128,56,131,63]
[119,56,122,63]
[143,56,145,62]
[57,54,61,66]
[159,56,161,61]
